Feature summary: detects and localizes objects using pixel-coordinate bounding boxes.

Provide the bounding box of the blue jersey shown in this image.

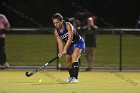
[56,21,85,55]
[56,22,80,46]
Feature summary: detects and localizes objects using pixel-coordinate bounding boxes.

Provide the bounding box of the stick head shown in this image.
[25,72,33,77]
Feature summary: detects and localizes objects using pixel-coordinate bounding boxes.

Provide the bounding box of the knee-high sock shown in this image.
[68,68,73,77]
[72,62,79,79]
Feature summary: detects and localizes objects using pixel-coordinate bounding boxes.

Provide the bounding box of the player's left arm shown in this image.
[62,22,73,53]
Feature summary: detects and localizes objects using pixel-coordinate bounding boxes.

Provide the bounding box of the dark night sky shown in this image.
[0,0,140,28]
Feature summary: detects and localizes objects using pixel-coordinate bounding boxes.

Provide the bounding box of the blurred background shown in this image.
[0,0,140,28]
[0,0,140,70]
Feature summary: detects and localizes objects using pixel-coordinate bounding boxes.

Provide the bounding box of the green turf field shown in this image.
[0,70,140,93]
[5,34,140,67]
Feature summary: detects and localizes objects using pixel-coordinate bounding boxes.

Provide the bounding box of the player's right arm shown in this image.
[54,30,64,55]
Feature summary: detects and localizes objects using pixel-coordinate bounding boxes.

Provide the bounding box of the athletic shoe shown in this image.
[3,62,9,68]
[66,77,73,82]
[0,62,9,69]
[66,77,79,83]
[70,77,79,83]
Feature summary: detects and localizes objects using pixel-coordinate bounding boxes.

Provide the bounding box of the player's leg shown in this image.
[66,54,73,77]
[66,48,82,83]
[71,48,82,79]
[71,37,85,80]
[67,37,85,82]
[66,48,81,83]
[65,46,74,82]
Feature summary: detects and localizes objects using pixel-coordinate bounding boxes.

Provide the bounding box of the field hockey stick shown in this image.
[25,56,58,77]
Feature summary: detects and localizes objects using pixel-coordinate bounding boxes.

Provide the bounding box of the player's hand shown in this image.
[58,53,65,57]
[58,49,66,57]
[58,53,63,57]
